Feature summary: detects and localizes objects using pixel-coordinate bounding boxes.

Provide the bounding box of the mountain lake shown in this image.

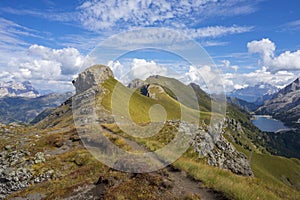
[251,115,290,132]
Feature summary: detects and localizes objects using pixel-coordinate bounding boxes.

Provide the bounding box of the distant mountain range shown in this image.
[0,81,40,98]
[228,82,279,104]
[0,80,72,124]
[0,92,73,124]
[256,77,300,128]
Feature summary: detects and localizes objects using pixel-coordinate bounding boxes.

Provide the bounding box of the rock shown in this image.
[127,78,147,89]
[4,145,13,151]
[140,84,165,100]
[70,134,80,142]
[34,152,45,164]
[160,178,174,189]
[72,65,114,94]
[191,119,253,176]
[74,154,88,166]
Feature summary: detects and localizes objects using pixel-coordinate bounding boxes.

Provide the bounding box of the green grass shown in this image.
[146,75,211,112]
[101,77,211,125]
[251,152,300,190]
[173,156,300,200]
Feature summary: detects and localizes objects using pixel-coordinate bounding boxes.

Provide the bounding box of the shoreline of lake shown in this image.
[251,115,291,133]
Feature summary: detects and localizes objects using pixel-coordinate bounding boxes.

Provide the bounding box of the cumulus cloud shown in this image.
[221,60,239,72]
[248,38,300,73]
[130,59,168,80]
[108,58,168,84]
[185,65,225,93]
[224,66,297,91]
[27,44,91,75]
[7,45,94,91]
[108,57,298,93]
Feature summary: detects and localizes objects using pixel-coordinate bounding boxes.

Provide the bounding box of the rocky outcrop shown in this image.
[72,65,114,94]
[127,79,147,89]
[140,84,165,100]
[0,148,55,199]
[191,119,253,176]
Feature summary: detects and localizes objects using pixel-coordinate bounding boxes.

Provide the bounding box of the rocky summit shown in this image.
[72,64,114,94]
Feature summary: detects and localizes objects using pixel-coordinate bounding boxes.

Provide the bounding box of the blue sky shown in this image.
[0,0,300,92]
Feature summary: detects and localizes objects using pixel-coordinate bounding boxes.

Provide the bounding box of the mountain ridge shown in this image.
[256,76,300,127]
[228,82,279,104]
[0,80,40,98]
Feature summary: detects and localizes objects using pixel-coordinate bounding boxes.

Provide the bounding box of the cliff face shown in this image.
[72,65,114,94]
[191,119,253,176]
[256,77,300,127]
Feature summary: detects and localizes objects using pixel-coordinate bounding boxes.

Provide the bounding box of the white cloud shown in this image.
[27,44,91,75]
[184,25,253,38]
[221,60,239,72]
[77,0,257,34]
[233,84,248,90]
[202,40,229,47]
[284,19,300,30]
[108,58,168,84]
[247,38,275,65]
[248,38,300,73]
[224,66,297,91]
[185,65,225,93]
[107,57,298,93]
[6,45,94,92]
[131,59,168,80]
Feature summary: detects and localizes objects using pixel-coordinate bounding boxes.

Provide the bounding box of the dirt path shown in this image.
[105,130,228,200]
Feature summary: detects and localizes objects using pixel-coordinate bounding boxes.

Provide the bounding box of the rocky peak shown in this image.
[0,80,39,98]
[127,78,147,89]
[72,65,114,94]
[279,77,300,95]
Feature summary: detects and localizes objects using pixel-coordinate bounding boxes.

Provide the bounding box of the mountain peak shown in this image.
[0,80,39,98]
[127,78,146,89]
[72,64,114,94]
[228,82,278,103]
[280,76,300,94]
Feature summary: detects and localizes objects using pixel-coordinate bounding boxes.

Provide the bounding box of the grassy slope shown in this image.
[101,77,211,124]
[146,76,211,112]
[102,123,300,200]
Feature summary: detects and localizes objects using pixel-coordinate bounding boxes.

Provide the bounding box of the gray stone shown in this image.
[191,118,253,176]
[72,65,113,94]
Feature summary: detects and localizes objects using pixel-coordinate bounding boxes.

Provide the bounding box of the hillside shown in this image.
[256,77,300,128]
[0,65,299,199]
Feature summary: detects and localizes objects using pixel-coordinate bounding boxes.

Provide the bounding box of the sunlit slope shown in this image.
[101,77,211,124]
[146,75,212,112]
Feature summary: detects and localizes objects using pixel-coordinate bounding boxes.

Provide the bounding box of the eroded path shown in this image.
[102,128,228,200]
